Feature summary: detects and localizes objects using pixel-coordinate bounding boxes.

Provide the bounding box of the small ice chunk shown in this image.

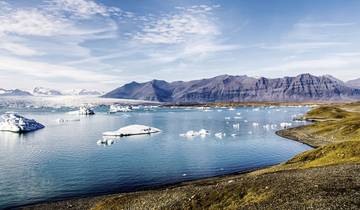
[79,106,95,115]
[252,122,259,127]
[215,132,225,139]
[280,122,292,129]
[180,129,209,138]
[109,105,132,113]
[97,138,114,146]
[233,123,240,129]
[198,129,210,136]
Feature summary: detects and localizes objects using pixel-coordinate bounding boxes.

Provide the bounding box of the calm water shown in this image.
[0,106,311,208]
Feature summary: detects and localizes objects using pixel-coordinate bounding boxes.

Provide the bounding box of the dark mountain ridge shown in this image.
[103,74,360,103]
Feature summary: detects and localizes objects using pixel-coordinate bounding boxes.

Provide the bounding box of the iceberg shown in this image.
[280,122,292,129]
[79,106,95,115]
[97,138,114,145]
[233,123,240,129]
[198,129,210,136]
[180,129,210,138]
[0,112,44,133]
[215,132,226,139]
[108,105,132,113]
[103,124,161,137]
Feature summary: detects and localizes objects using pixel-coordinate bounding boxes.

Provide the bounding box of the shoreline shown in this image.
[15,165,279,210]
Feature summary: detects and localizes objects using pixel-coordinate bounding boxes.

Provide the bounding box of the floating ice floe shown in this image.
[224,117,231,120]
[69,106,95,115]
[96,137,115,145]
[252,108,260,111]
[233,123,240,129]
[244,120,248,123]
[252,122,259,127]
[0,112,44,133]
[280,122,292,129]
[263,124,271,130]
[103,124,161,137]
[236,112,241,116]
[215,132,226,138]
[233,116,242,119]
[180,129,210,138]
[56,118,80,123]
[79,106,95,115]
[97,138,114,146]
[228,107,235,111]
[109,104,132,113]
[231,133,237,137]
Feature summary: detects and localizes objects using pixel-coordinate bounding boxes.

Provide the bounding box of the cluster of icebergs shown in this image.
[108,105,133,113]
[0,112,44,133]
[179,129,210,138]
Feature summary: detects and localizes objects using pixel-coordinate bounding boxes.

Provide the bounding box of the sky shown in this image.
[0,0,360,91]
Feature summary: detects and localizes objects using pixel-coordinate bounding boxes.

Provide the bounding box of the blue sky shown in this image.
[0,0,359,91]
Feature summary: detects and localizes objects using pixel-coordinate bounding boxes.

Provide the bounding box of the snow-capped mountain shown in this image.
[32,87,102,96]
[62,89,102,96]
[0,88,32,96]
[33,87,62,96]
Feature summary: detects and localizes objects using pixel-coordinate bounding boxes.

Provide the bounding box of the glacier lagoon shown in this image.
[0,106,311,208]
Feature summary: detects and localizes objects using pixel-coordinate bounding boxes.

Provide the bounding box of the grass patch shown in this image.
[304,106,353,121]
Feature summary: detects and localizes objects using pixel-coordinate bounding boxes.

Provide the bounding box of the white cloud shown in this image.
[45,0,121,19]
[0,41,42,56]
[133,5,220,44]
[260,42,349,51]
[0,8,69,37]
[0,55,117,83]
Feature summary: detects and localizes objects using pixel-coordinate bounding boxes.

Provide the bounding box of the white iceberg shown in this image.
[109,104,132,113]
[56,118,80,123]
[215,132,226,139]
[69,106,95,115]
[180,129,210,138]
[0,112,44,133]
[103,124,161,137]
[97,138,114,145]
[233,123,240,129]
[252,122,259,127]
[198,129,210,136]
[79,106,95,115]
[280,122,292,129]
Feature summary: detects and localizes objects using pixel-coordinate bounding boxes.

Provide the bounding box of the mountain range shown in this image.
[0,87,101,97]
[346,78,360,88]
[33,87,102,96]
[0,88,32,96]
[103,74,360,103]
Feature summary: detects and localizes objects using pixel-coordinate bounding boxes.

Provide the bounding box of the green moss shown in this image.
[304,106,353,121]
